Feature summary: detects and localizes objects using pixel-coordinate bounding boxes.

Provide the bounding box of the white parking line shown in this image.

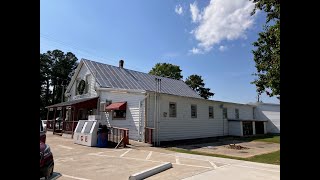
[146,151,152,160]
[176,157,181,164]
[62,174,92,180]
[209,161,218,169]
[88,152,212,169]
[120,149,132,157]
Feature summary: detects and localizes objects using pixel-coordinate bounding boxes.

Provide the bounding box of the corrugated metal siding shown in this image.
[99,91,145,140]
[228,121,242,136]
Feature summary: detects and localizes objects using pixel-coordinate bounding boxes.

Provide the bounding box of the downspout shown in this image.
[158,79,161,146]
[138,93,148,142]
[144,93,149,142]
[154,91,157,147]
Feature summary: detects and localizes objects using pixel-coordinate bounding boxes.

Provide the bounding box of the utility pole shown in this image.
[61,81,65,103]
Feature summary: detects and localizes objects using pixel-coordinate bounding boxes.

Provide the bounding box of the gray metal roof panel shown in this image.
[83,59,202,99]
[46,97,99,108]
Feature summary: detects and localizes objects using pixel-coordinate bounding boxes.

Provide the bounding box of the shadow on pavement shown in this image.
[40,172,62,180]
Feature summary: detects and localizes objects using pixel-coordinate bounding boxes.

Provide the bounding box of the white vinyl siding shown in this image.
[68,63,97,100]
[229,121,242,136]
[100,91,145,141]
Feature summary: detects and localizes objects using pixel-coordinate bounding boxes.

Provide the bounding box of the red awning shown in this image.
[106,102,127,111]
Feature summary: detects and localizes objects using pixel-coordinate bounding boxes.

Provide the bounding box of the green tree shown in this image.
[149,63,183,80]
[185,74,214,99]
[40,49,78,119]
[251,0,280,99]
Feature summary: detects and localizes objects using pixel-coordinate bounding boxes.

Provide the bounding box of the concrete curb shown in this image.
[129,162,172,180]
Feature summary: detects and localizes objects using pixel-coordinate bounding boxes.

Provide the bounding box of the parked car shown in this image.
[55,117,63,130]
[41,120,47,131]
[40,119,46,143]
[40,142,54,179]
[40,119,54,179]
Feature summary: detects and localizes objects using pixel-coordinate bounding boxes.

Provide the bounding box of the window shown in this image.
[223,108,228,119]
[169,102,176,117]
[113,110,126,119]
[235,109,239,119]
[209,106,214,118]
[191,105,197,118]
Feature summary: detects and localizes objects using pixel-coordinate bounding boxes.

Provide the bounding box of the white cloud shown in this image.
[189,0,256,54]
[189,47,203,55]
[175,4,183,15]
[219,45,228,52]
[190,2,201,23]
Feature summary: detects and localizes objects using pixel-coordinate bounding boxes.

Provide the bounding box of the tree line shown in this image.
[40,50,78,119]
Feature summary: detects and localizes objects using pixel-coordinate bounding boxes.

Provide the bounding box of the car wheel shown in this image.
[45,165,54,179]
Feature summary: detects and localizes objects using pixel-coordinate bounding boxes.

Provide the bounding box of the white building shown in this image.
[251,102,280,134]
[46,59,280,145]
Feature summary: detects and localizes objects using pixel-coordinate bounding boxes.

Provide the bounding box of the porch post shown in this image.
[46,109,49,132]
[62,107,65,133]
[53,108,57,133]
[46,109,49,121]
[71,107,76,138]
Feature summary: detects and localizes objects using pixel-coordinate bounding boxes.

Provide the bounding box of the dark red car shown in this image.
[40,119,54,179]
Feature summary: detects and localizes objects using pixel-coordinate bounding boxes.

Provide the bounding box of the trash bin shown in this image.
[97,126,108,148]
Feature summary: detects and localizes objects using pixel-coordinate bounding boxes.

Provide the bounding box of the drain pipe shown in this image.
[154,91,157,147]
[138,93,148,142]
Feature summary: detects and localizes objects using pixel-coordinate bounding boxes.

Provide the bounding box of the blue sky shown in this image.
[40,0,279,104]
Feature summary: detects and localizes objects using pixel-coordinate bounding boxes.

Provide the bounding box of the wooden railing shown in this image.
[145,127,155,144]
[108,127,129,148]
[63,121,78,134]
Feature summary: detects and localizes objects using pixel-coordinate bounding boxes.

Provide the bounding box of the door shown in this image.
[243,121,253,136]
[255,121,265,134]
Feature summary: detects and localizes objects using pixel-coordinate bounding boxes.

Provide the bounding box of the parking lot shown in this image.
[45,133,279,180]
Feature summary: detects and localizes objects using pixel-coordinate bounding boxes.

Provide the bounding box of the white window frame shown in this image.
[191,104,197,118]
[209,106,214,119]
[169,102,177,118]
[223,108,228,119]
[235,108,239,119]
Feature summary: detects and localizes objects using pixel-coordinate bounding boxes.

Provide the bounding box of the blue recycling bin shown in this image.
[97,127,108,148]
